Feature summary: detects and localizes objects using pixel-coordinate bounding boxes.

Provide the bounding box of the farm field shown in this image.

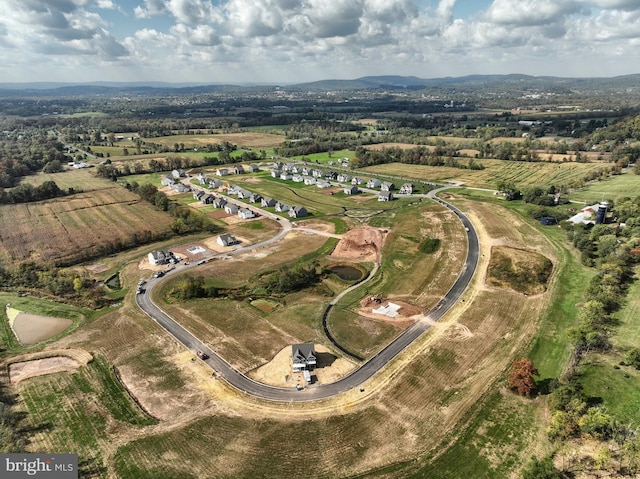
[16,168,105,192]
[0,182,174,266]
[147,131,285,149]
[361,159,610,189]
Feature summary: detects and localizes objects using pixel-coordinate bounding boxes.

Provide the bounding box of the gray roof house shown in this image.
[238,208,256,219]
[367,178,382,188]
[193,190,205,201]
[381,181,395,191]
[261,197,276,208]
[378,191,394,202]
[172,169,186,178]
[148,250,170,265]
[212,197,227,208]
[217,234,238,247]
[237,189,252,200]
[216,168,229,176]
[249,192,263,203]
[171,183,191,193]
[275,202,290,212]
[292,343,316,372]
[161,175,175,187]
[233,165,245,175]
[225,203,239,214]
[201,193,215,204]
[344,185,360,195]
[247,164,260,172]
[289,206,308,218]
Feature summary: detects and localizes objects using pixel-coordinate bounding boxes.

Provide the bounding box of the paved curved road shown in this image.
[136,186,479,402]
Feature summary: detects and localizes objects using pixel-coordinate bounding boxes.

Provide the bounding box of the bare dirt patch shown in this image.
[329,227,388,263]
[9,357,81,383]
[85,263,108,273]
[355,296,422,329]
[247,344,356,388]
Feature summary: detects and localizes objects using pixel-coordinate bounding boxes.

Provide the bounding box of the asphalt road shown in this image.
[136,185,479,402]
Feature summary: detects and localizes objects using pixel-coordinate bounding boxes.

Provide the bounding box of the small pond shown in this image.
[329,265,363,281]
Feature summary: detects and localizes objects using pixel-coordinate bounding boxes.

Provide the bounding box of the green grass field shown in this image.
[568,170,640,203]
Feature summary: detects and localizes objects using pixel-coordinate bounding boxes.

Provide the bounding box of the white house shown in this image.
[148,250,171,265]
[216,168,229,176]
[367,178,382,188]
[381,181,395,191]
[399,183,414,194]
[275,202,290,212]
[316,180,331,189]
[344,185,360,195]
[292,343,316,372]
[303,177,316,185]
[238,208,255,219]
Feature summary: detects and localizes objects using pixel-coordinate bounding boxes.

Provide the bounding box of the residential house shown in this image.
[232,165,245,175]
[301,167,311,175]
[303,176,316,185]
[212,197,227,208]
[196,172,208,184]
[217,234,238,247]
[247,164,260,173]
[275,202,290,213]
[249,192,262,203]
[280,172,293,181]
[261,197,276,208]
[381,181,395,191]
[378,191,394,202]
[148,250,171,265]
[316,180,331,189]
[352,177,364,185]
[327,171,338,180]
[270,169,281,178]
[238,208,255,220]
[237,189,252,200]
[290,165,302,174]
[367,178,382,188]
[193,190,205,201]
[312,169,324,178]
[201,194,215,205]
[291,343,316,372]
[337,173,350,183]
[161,175,175,187]
[226,185,240,195]
[289,206,308,218]
[399,183,414,194]
[207,179,223,189]
[292,174,304,183]
[224,204,239,215]
[171,169,186,178]
[216,168,229,176]
[344,185,360,195]
[171,183,190,193]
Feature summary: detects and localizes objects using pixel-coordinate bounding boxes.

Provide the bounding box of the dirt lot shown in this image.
[329,227,388,263]
[9,357,81,383]
[355,296,423,330]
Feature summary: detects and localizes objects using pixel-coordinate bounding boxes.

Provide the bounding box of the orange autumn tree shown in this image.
[508,358,539,396]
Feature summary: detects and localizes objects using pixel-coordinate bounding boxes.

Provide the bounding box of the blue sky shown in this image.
[1,0,639,84]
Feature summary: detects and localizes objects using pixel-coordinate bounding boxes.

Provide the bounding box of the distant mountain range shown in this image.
[0,74,639,96]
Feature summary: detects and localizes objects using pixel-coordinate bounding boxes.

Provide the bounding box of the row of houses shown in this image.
[214,164,260,177]
[194,185,308,219]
